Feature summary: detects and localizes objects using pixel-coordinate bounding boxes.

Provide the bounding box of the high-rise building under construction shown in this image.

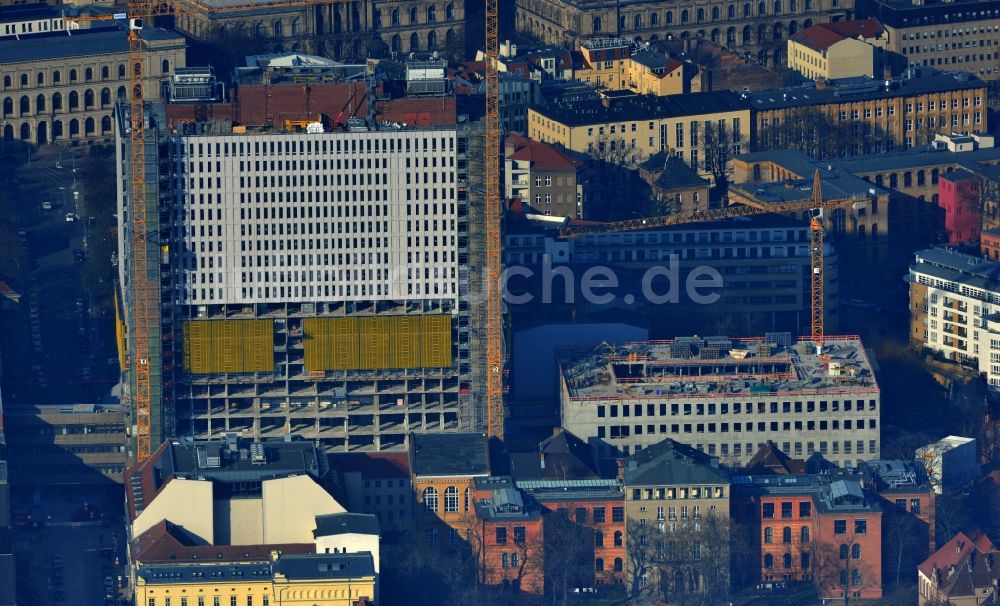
[114,102,482,455]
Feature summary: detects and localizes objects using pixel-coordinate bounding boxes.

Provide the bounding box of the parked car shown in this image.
[65,212,78,222]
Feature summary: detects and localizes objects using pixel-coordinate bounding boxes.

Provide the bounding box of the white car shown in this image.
[65,213,78,222]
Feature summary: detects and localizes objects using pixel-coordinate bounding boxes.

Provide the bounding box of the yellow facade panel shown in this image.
[359,316,390,369]
[303,315,452,371]
[421,315,452,368]
[182,319,274,374]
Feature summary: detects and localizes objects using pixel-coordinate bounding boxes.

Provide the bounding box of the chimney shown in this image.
[601,94,612,109]
[883,64,892,80]
[504,137,516,158]
[617,459,626,480]
[540,450,546,469]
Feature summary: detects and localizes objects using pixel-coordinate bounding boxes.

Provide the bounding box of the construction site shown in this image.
[558,333,881,467]
[114,59,491,456]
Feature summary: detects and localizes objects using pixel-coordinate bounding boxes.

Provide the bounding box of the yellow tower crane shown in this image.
[560,170,843,353]
[67,0,350,463]
[484,0,504,439]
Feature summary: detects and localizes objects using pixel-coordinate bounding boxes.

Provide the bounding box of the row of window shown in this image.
[2,64,138,89]
[630,486,725,501]
[1,88,123,117]
[380,3,456,27]
[421,486,469,513]
[763,552,811,570]
[597,399,877,418]
[182,135,455,158]
[592,0,819,33]
[763,525,810,544]
[149,596,268,606]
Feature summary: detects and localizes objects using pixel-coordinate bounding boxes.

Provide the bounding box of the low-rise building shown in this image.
[787,19,887,81]
[916,435,978,494]
[918,531,1000,605]
[528,90,751,172]
[624,50,685,96]
[312,512,381,601]
[558,334,881,467]
[410,432,490,546]
[637,151,711,214]
[939,167,982,244]
[0,25,186,144]
[470,477,545,594]
[0,2,78,39]
[2,403,126,485]
[574,38,635,91]
[621,438,731,594]
[328,453,411,533]
[505,134,584,218]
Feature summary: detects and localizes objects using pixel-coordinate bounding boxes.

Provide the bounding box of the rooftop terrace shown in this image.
[560,334,878,401]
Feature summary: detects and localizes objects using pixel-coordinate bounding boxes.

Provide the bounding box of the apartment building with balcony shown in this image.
[908,247,1000,390]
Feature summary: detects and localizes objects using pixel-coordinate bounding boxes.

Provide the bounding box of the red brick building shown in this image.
[469,477,545,594]
[981,228,1000,261]
[939,168,982,245]
[918,531,1000,606]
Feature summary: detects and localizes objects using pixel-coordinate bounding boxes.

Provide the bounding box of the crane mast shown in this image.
[484,0,504,439]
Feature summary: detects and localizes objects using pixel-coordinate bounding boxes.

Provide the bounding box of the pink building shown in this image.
[938,169,981,245]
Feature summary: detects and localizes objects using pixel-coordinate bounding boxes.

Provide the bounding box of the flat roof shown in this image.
[410,432,490,477]
[137,552,375,584]
[834,144,1000,173]
[749,70,985,111]
[313,513,380,538]
[560,335,878,401]
[857,0,1000,28]
[910,247,1000,293]
[734,149,889,200]
[0,2,58,22]
[0,26,183,64]
[531,90,748,127]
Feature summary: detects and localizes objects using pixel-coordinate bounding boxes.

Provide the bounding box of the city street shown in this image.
[0,143,119,404]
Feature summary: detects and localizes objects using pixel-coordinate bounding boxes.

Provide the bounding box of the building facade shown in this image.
[0,26,185,145]
[515,0,854,66]
[409,432,490,545]
[918,531,1000,606]
[786,19,885,80]
[559,335,881,467]
[527,91,751,174]
[504,133,583,218]
[858,0,1000,81]
[908,248,1000,389]
[115,103,480,454]
[470,477,545,594]
[751,69,990,154]
[173,0,465,58]
[0,2,79,39]
[939,168,981,244]
[328,452,412,533]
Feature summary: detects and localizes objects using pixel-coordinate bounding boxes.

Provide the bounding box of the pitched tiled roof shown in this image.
[746,441,807,475]
[509,429,602,481]
[507,134,583,171]
[130,520,313,564]
[623,438,730,486]
[790,19,883,52]
[919,531,998,577]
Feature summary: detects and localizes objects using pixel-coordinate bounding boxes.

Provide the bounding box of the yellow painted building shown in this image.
[787,19,886,81]
[409,432,490,545]
[528,90,751,173]
[625,50,685,96]
[575,38,635,91]
[134,553,377,606]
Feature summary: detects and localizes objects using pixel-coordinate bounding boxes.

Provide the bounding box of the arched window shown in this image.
[764,527,774,543]
[729,4,736,18]
[764,554,774,568]
[37,72,44,85]
[742,25,751,44]
[410,32,419,51]
[613,557,623,572]
[744,2,751,16]
[651,12,659,25]
[118,64,126,78]
[444,486,459,512]
[446,3,454,19]
[595,558,604,572]
[20,74,28,86]
[53,70,61,84]
[697,7,705,21]
[69,118,79,137]
[790,0,797,10]
[101,115,111,133]
[782,527,792,544]
[427,30,437,48]
[634,14,642,28]
[774,0,782,13]
[593,16,602,32]
[511,552,519,567]
[117,86,126,99]
[2,75,10,89]
[84,117,94,135]
[391,34,401,52]
[409,7,418,22]
[595,531,604,547]
[783,553,792,568]
[85,67,93,81]
[69,69,77,82]
[801,527,810,543]
[851,569,861,586]
[52,120,62,138]
[161,59,170,75]
[427,5,436,21]
[254,21,265,36]
[100,88,111,107]
[712,6,720,20]
[101,66,109,79]
[614,531,623,547]
[19,95,29,115]
[84,89,94,109]
[19,123,29,140]
[422,487,438,512]
[446,28,455,48]
[391,9,400,25]
[681,9,689,23]
[464,487,470,511]
[52,92,62,111]
[666,11,673,24]
[851,543,861,559]
[36,94,45,112]
[759,1,766,15]
[839,544,849,560]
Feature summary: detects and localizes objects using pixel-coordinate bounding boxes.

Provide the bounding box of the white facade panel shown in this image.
[173,129,460,306]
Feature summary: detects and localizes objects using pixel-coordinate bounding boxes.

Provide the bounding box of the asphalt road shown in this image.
[0,144,119,404]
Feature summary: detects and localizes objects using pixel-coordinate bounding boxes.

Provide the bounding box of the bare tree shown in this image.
[883,511,925,588]
[625,520,657,602]
[812,533,880,606]
[702,120,736,194]
[543,509,592,606]
[651,514,732,606]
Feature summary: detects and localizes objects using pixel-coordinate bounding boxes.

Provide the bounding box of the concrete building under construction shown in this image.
[114,70,484,455]
[558,334,881,468]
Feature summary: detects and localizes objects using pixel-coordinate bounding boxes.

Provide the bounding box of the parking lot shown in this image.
[0,143,119,404]
[10,484,128,606]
